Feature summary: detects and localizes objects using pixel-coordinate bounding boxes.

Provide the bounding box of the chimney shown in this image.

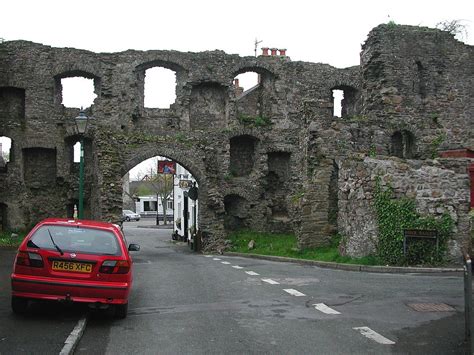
[234,79,243,96]
[279,49,287,56]
[261,47,269,56]
[270,48,278,56]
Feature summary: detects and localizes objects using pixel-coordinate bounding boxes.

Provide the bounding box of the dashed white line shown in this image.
[232,265,243,269]
[245,271,260,276]
[204,255,213,258]
[353,327,395,345]
[221,261,231,265]
[261,278,280,285]
[212,258,221,261]
[283,289,306,297]
[313,303,340,315]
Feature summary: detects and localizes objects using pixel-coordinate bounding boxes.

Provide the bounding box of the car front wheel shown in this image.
[11,296,29,314]
[115,303,128,319]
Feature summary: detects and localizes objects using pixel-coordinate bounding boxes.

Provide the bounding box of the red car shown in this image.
[11,218,140,318]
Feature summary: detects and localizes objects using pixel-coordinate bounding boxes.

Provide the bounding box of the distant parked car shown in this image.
[122,210,140,221]
[10,218,140,318]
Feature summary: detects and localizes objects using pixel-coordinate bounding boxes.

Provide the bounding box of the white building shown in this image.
[173,164,199,241]
[136,195,174,221]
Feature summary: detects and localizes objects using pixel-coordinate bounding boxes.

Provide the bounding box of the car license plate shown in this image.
[51,260,92,273]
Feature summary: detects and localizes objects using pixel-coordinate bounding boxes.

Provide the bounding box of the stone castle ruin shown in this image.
[0,24,472,261]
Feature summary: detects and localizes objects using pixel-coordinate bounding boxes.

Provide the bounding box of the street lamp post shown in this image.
[73,109,91,219]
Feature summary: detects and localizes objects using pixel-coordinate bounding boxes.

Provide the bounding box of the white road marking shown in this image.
[313,303,340,315]
[204,255,213,258]
[221,261,231,265]
[245,271,260,276]
[212,258,221,261]
[353,327,395,345]
[59,316,88,355]
[232,265,243,269]
[261,278,280,285]
[283,289,306,297]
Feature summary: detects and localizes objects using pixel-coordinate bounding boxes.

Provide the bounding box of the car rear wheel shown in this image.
[125,216,130,221]
[115,303,128,319]
[11,296,29,314]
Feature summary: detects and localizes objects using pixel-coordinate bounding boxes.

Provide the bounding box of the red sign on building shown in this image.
[158,161,176,174]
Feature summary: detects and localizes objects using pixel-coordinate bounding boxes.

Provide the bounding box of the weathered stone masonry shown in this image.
[0,24,472,260]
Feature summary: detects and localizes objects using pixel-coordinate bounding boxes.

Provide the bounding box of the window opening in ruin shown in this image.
[332,89,343,117]
[61,77,97,108]
[23,148,57,186]
[391,130,415,158]
[415,61,427,98]
[233,72,259,97]
[224,194,248,231]
[144,67,177,109]
[229,135,258,177]
[73,142,81,163]
[332,86,359,118]
[0,136,12,167]
[0,87,25,120]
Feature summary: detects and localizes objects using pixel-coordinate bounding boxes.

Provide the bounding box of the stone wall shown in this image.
[0,24,472,259]
[338,156,471,260]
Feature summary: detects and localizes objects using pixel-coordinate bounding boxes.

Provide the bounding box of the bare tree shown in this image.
[436,20,469,41]
[145,160,174,225]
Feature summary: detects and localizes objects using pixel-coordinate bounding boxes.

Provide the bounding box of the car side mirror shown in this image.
[128,243,140,251]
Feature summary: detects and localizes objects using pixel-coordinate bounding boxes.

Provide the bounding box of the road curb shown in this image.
[224,252,464,274]
[59,315,88,355]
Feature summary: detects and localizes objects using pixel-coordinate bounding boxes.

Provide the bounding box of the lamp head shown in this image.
[74,108,89,135]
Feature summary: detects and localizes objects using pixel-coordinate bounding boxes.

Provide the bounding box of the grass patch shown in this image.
[0,231,25,247]
[228,231,380,266]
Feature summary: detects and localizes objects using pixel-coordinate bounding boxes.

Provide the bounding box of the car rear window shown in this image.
[27,225,121,256]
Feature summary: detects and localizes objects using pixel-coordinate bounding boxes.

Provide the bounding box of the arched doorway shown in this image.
[121,154,201,249]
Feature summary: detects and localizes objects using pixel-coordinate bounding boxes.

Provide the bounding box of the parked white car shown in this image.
[122,210,140,221]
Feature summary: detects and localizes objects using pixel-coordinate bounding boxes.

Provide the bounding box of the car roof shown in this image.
[37,218,121,233]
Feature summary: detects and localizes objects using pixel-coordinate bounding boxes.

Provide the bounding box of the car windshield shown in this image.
[123,210,134,214]
[27,225,121,256]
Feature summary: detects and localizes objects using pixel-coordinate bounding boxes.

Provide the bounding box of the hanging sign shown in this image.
[179,180,192,189]
[158,161,176,174]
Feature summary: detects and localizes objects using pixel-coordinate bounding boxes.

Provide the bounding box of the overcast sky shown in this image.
[1,0,473,177]
[2,0,473,66]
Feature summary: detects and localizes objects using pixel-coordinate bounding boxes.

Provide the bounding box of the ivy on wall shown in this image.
[374,178,453,265]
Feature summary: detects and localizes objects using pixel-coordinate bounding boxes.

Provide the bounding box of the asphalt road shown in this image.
[71,221,467,354]
[0,249,86,354]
